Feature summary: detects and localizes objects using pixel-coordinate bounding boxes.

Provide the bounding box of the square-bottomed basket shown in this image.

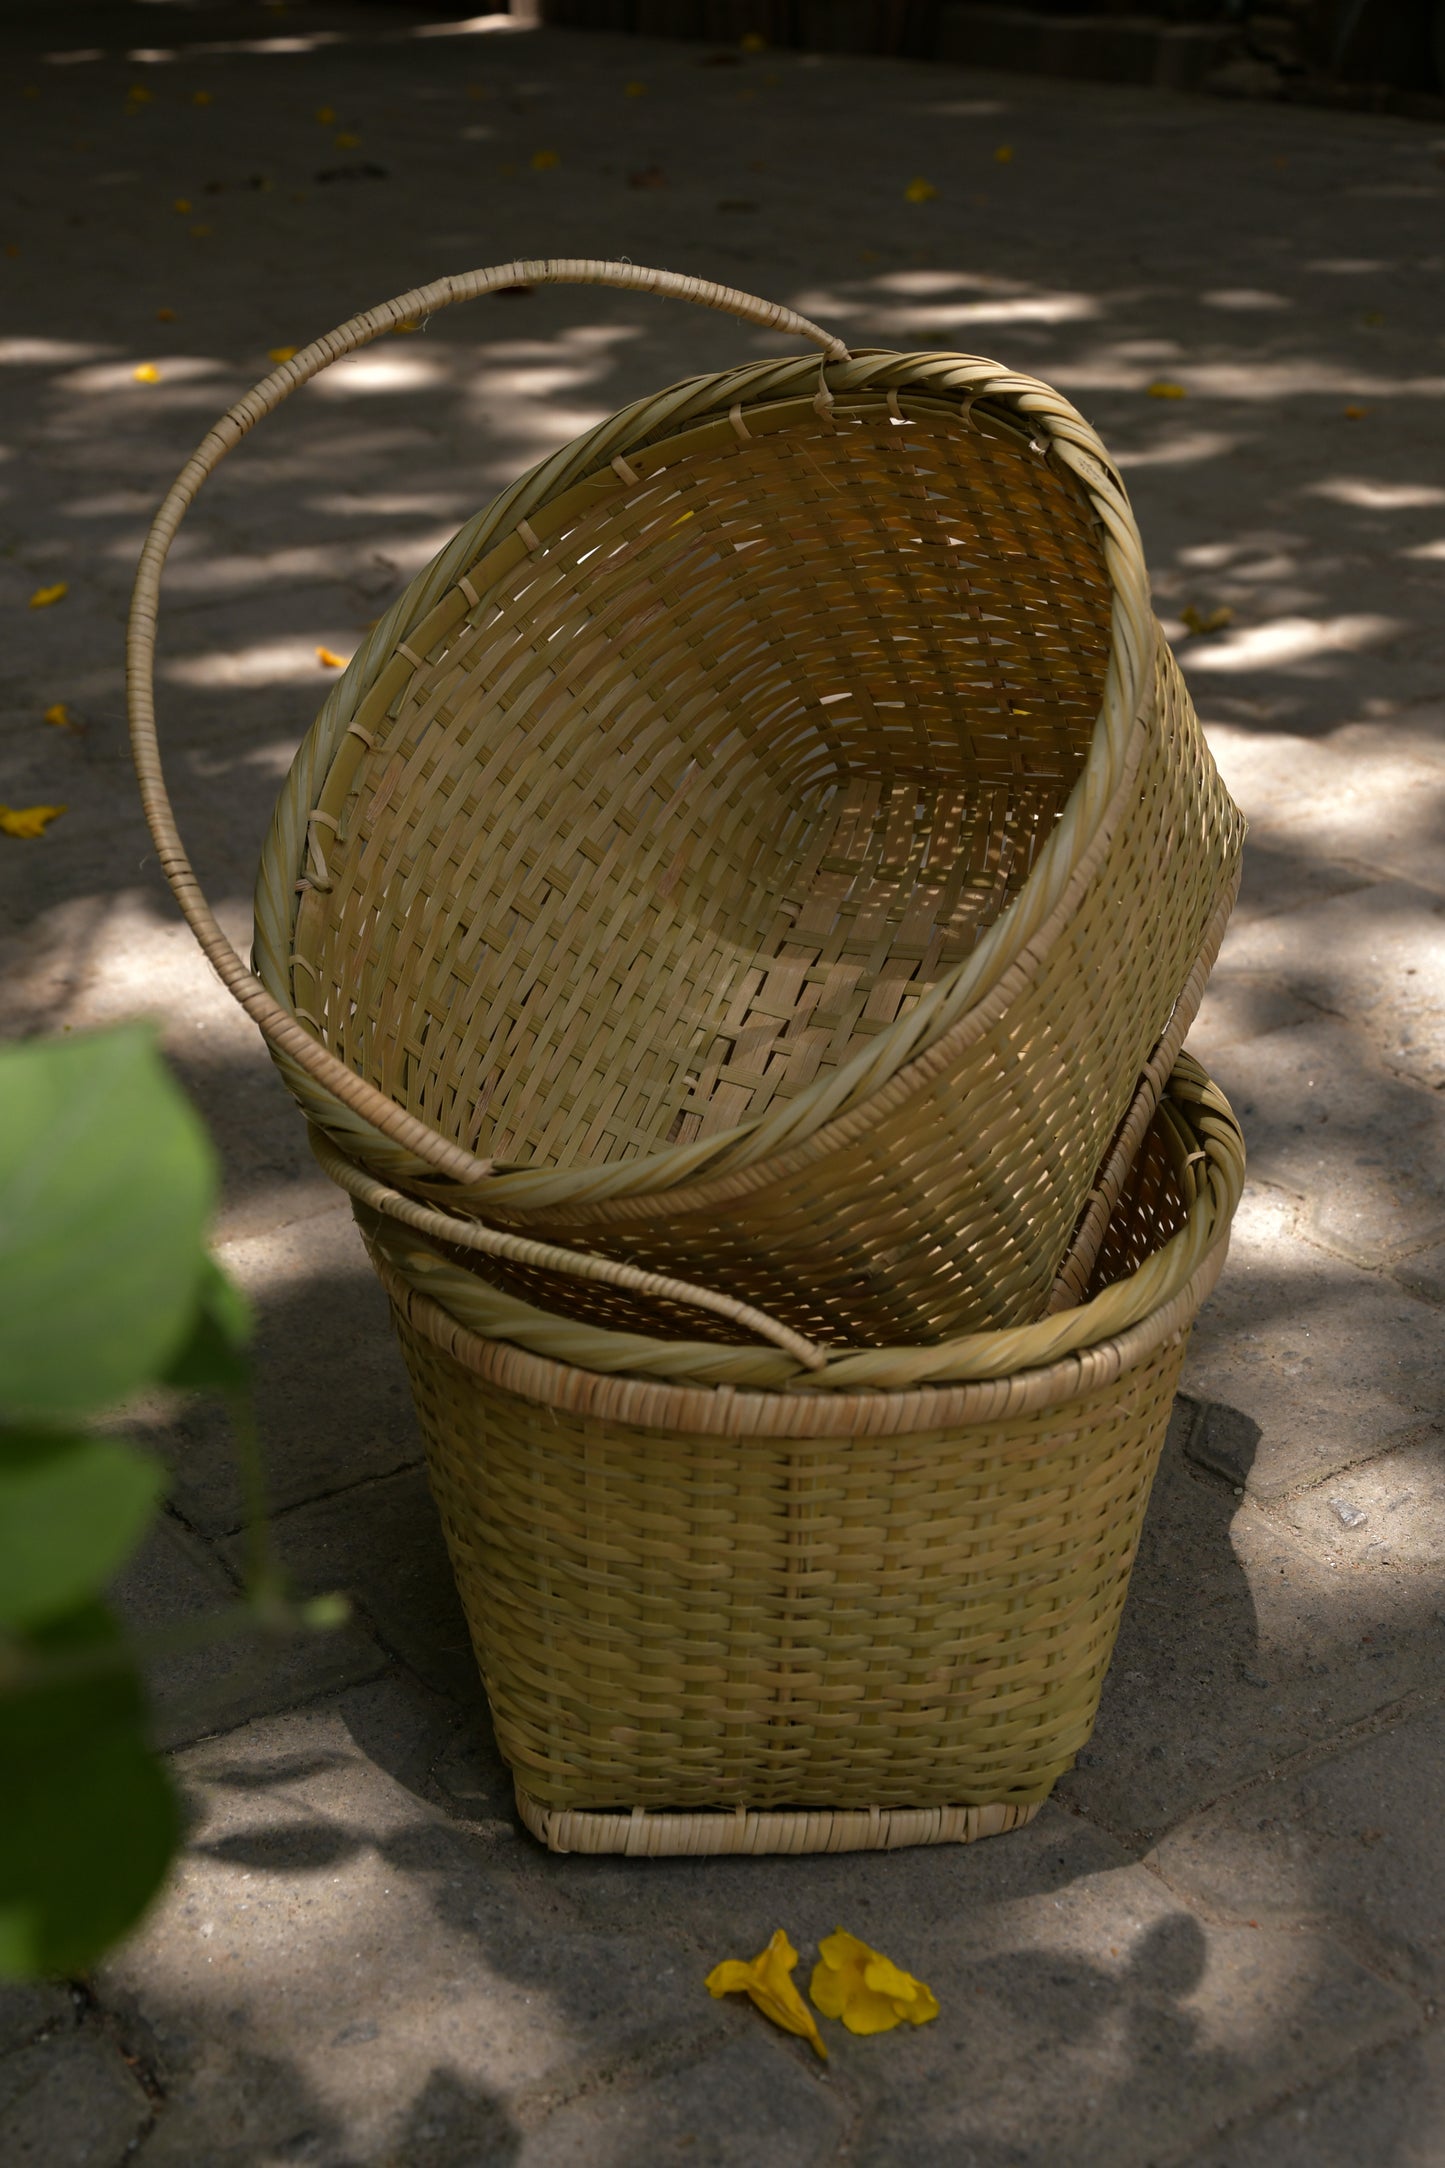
[354,1052,1243,1857]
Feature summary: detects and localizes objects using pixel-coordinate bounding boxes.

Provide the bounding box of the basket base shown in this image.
[515,1787,1044,1858]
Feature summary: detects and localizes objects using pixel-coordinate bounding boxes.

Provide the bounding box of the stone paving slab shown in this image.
[1153,1702,1445,2000]
[3,3,1444,2161]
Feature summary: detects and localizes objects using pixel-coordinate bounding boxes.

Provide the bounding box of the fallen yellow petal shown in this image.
[189,223,212,239]
[904,176,938,204]
[1180,604,1234,637]
[133,363,160,384]
[1344,403,1369,420]
[531,148,560,170]
[994,144,1014,163]
[29,582,67,609]
[43,703,73,729]
[810,1928,939,2037]
[192,90,213,106]
[334,131,361,149]
[1146,380,1187,399]
[315,105,337,125]
[156,306,176,322]
[316,646,348,669]
[173,197,193,213]
[269,345,298,363]
[0,803,66,839]
[393,318,422,334]
[707,1929,827,2061]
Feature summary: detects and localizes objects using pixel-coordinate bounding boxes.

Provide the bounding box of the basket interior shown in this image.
[293,394,1112,1169]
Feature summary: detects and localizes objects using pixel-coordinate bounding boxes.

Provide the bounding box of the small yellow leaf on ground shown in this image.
[0,804,66,839]
[624,79,647,96]
[192,90,213,106]
[531,148,560,170]
[316,105,337,125]
[904,176,938,203]
[1344,403,1369,419]
[810,1929,939,2037]
[740,31,767,51]
[707,1930,827,2061]
[173,197,193,213]
[29,583,67,609]
[156,306,176,322]
[316,646,348,669]
[994,144,1014,163]
[1146,379,1187,398]
[133,363,160,383]
[334,131,361,149]
[269,345,297,363]
[1180,604,1234,637]
[43,703,73,729]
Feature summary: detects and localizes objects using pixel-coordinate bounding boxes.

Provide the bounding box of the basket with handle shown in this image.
[345,1052,1243,1856]
[129,258,1242,1347]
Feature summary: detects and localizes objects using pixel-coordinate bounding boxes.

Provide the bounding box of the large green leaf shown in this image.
[0,1604,182,1978]
[0,1028,216,1421]
[0,1431,165,1630]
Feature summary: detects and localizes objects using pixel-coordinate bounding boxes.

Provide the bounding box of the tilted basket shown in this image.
[351,1052,1243,1856]
[130,259,1242,1346]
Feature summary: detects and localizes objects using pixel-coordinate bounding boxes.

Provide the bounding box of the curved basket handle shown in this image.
[127,260,850,1187]
[308,1123,829,1372]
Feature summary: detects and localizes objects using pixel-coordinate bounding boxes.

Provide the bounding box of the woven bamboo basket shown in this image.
[129,260,1243,1349]
[347,1053,1243,1857]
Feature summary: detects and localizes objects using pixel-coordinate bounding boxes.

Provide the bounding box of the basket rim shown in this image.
[254,347,1159,1205]
[367,1056,1243,1435]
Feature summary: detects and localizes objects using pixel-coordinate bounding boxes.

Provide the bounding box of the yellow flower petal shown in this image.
[192,90,213,106]
[29,582,67,609]
[994,143,1014,163]
[0,803,67,839]
[189,224,212,239]
[315,105,337,125]
[904,176,937,204]
[1343,403,1369,420]
[810,1928,939,2036]
[1180,604,1234,637]
[173,197,193,213]
[706,1929,828,2061]
[1146,379,1187,399]
[156,306,176,322]
[43,703,73,729]
[316,646,348,669]
[269,345,298,363]
[133,363,160,384]
[531,148,560,170]
[334,131,361,149]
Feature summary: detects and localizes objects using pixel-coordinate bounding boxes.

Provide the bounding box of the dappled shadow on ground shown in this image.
[5,9,1443,2159]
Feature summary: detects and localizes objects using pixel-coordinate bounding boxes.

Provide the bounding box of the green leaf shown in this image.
[0,1604,181,1978]
[0,1027,217,1422]
[161,1255,253,1393]
[0,1431,165,1630]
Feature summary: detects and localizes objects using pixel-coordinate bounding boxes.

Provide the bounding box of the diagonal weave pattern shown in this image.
[367,1059,1243,1842]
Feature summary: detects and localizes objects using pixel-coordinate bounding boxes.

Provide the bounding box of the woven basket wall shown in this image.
[362,1055,1244,1856]
[252,313,1242,1346]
